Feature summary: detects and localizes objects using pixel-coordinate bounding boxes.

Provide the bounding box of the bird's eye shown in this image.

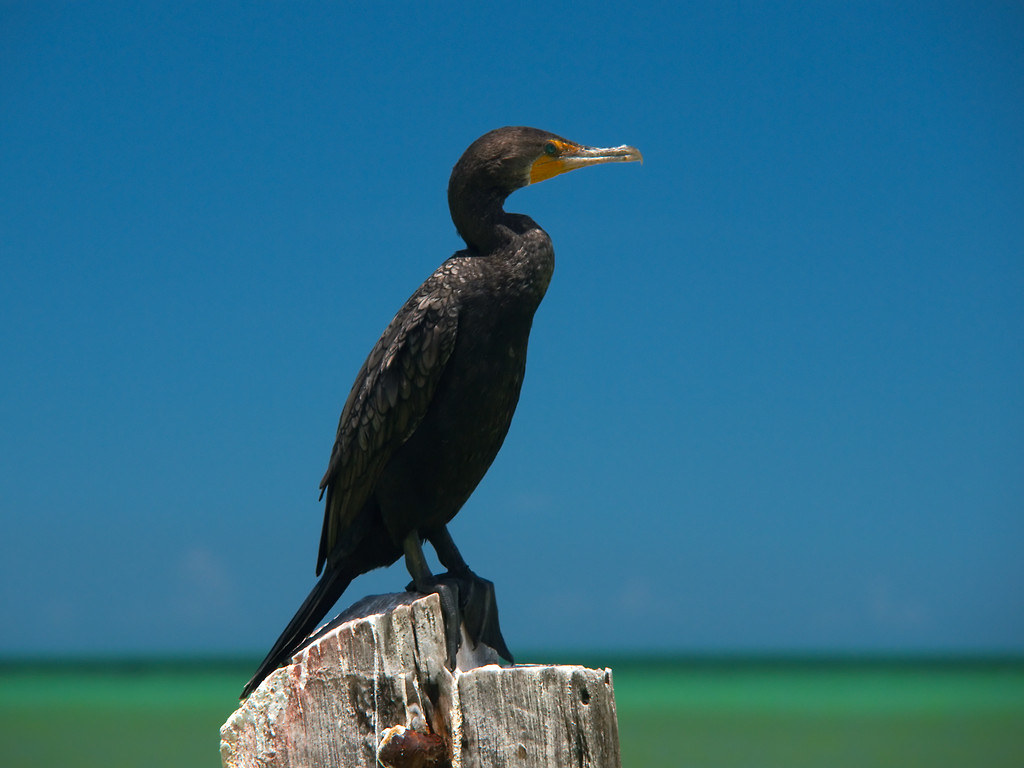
[544,142,557,156]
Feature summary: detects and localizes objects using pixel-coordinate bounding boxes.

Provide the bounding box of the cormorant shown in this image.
[242,126,641,699]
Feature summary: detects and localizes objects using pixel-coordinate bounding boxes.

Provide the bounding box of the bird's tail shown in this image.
[241,565,353,699]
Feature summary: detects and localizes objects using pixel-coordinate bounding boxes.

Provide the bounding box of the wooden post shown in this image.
[221,592,621,768]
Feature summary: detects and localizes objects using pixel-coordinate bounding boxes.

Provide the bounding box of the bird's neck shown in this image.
[449,186,513,253]
[450,191,553,304]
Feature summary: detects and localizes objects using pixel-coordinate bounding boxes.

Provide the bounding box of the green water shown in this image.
[1,658,1022,767]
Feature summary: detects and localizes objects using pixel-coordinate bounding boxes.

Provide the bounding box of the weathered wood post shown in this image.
[221,592,621,768]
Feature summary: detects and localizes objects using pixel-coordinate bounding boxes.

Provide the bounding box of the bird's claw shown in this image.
[407,570,514,669]
[442,569,514,664]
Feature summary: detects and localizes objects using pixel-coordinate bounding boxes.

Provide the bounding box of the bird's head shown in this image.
[449,126,643,200]
[447,126,641,250]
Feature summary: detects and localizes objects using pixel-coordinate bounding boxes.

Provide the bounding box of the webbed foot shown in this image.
[405,570,514,668]
[403,529,514,669]
[440,569,514,664]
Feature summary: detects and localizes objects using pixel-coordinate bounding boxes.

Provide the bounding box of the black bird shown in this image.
[242,126,641,698]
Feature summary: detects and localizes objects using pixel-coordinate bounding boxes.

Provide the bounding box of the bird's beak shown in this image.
[529,141,644,185]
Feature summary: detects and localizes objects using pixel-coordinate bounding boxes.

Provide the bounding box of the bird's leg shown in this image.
[402,530,435,591]
[427,526,470,575]
[426,526,514,664]
[402,531,460,668]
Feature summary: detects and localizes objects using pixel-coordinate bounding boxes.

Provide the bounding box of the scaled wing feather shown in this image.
[316,270,460,574]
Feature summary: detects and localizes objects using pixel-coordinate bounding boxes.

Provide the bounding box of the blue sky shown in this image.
[1,2,1021,657]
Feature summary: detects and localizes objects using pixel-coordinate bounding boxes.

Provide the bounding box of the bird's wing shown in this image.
[316,267,460,574]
